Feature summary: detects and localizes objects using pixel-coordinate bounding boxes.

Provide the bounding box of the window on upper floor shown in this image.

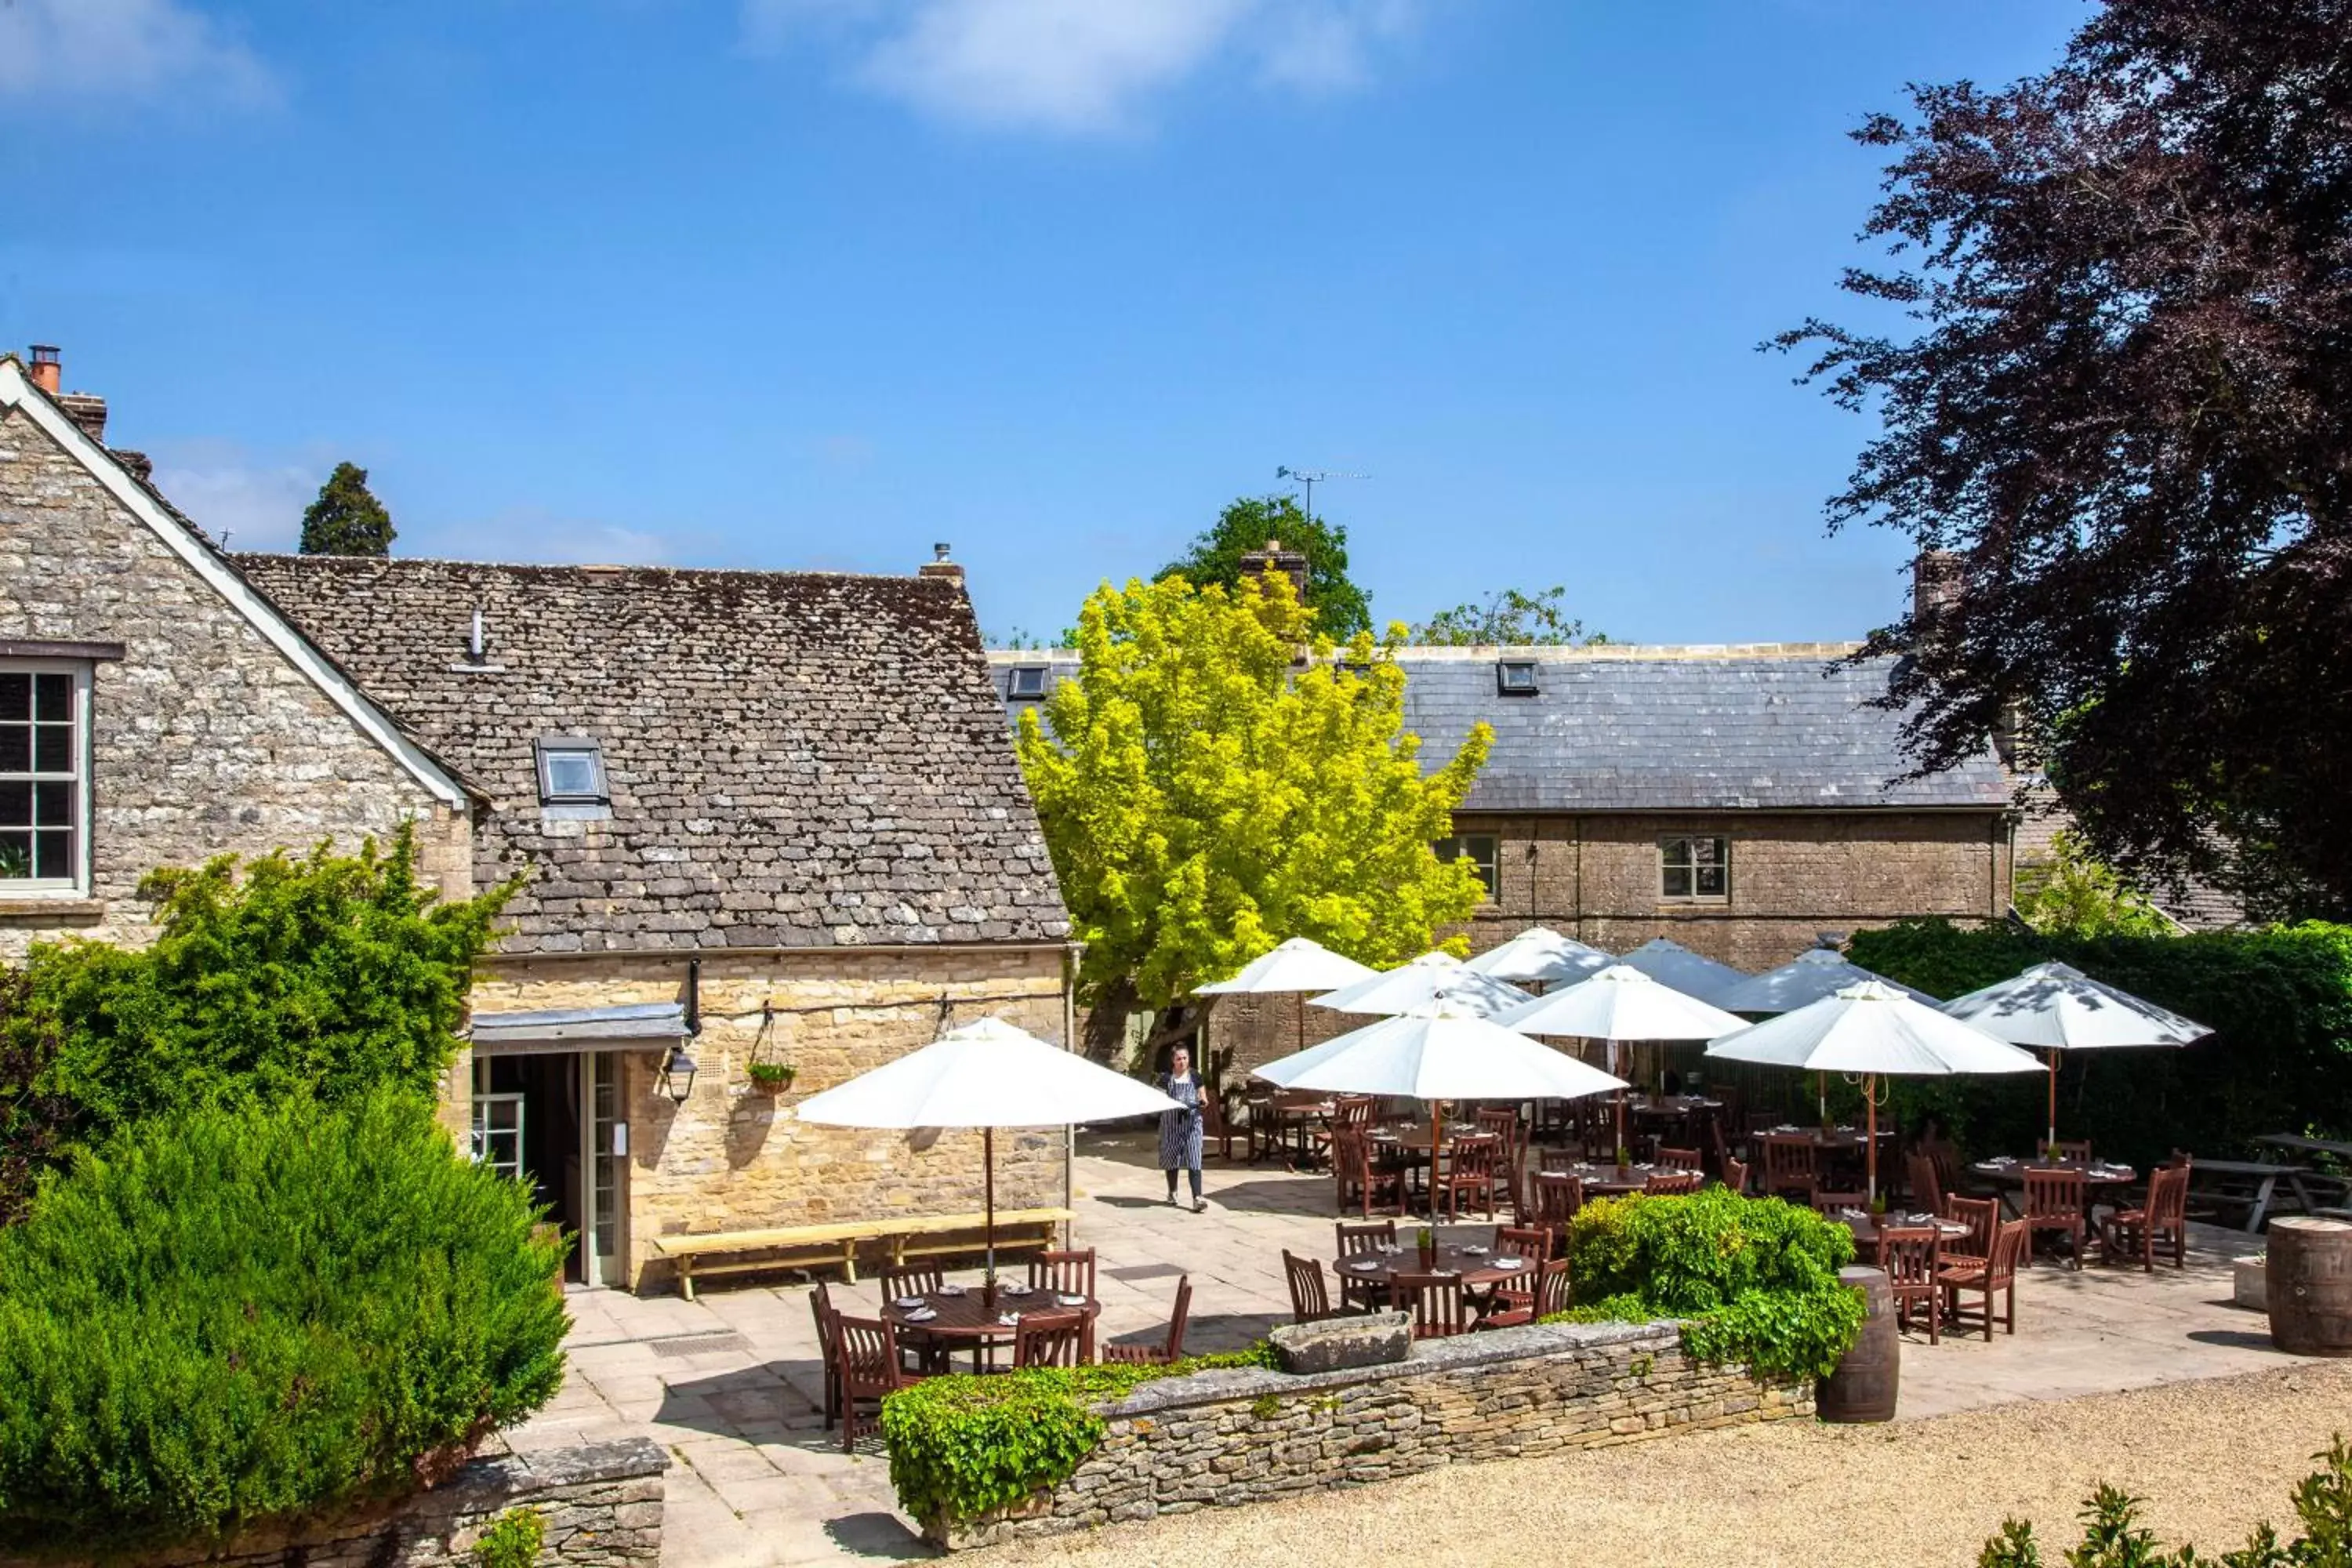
[0,662,90,892]
[1007,665,1048,700]
[1496,659,1540,695]
[1661,835,1730,901]
[1434,832,1501,902]
[535,737,610,806]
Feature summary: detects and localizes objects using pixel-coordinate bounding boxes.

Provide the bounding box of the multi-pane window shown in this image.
[0,664,87,888]
[1661,835,1730,900]
[1435,833,1501,901]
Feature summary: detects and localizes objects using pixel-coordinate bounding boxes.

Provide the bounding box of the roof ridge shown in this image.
[230,550,946,586]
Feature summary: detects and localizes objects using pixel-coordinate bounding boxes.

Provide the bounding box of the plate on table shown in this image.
[901,1308,938,1323]
[1493,1257,1525,1270]
[1056,1294,1087,1308]
[1459,1245,1490,1257]
[1347,1260,1381,1272]
[892,1295,927,1310]
[1000,1283,1033,1297]
[937,1284,966,1297]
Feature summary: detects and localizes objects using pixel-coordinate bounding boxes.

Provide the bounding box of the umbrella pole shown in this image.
[2046,1051,2060,1156]
[984,1125,997,1301]
[1817,1071,1828,1130]
[1429,1102,1443,1223]
[1865,1074,1878,1207]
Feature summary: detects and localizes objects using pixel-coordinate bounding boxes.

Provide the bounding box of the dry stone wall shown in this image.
[6,1440,664,1568]
[466,945,1073,1290]
[934,1319,1811,1549]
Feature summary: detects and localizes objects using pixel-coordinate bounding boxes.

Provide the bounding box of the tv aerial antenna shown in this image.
[1275,466,1367,524]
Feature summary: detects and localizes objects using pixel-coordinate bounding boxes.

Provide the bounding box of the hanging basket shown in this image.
[746,1062,797,1095]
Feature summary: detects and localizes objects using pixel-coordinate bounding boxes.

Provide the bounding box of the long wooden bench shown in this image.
[648,1207,1074,1301]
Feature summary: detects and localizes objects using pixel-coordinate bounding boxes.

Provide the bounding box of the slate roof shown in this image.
[988,644,2012,813]
[238,555,1070,953]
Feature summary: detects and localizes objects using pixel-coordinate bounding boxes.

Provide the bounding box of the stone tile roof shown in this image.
[987,644,2012,813]
[238,555,1069,953]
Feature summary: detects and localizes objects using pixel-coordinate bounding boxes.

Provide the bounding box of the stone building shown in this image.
[2,349,1074,1291]
[991,627,2015,1076]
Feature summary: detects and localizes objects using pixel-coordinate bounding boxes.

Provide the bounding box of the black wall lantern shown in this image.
[660,1042,698,1105]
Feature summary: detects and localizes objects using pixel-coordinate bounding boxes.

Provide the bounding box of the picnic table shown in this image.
[2183,1157,2328,1232]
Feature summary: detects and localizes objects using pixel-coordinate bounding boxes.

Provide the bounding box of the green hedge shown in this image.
[0,1090,569,1556]
[1552,1189,1864,1381]
[880,1345,1276,1526]
[1846,920,2352,1167]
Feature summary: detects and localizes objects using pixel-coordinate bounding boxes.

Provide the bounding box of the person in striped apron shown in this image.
[1158,1044,1207,1212]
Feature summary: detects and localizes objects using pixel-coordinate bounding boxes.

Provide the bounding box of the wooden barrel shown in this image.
[2267,1217,2352,1357]
[1816,1265,1899,1421]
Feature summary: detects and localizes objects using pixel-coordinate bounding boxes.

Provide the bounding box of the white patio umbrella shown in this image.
[1617,938,1751,1008]
[1940,961,2212,1152]
[1718,949,1939,1125]
[1706,981,2044,1200]
[1308,952,1532,1018]
[1196,936,1381,1059]
[1255,995,1628,1218]
[795,1016,1181,1290]
[1497,964,1750,1159]
[1461,925,1614,986]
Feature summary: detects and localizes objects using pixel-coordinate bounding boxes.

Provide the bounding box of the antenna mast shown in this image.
[1275,465,1368,526]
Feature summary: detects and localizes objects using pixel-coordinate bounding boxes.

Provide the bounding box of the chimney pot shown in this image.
[1911,550,1964,630]
[27,345,60,396]
[1238,538,1309,603]
[933,542,952,562]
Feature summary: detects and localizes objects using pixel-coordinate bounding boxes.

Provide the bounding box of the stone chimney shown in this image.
[918,542,965,587]
[1911,550,1963,629]
[1238,537,1308,603]
[24,345,109,441]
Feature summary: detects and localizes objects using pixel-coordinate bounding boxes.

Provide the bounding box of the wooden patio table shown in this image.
[884,1283,1102,1372]
[1330,1238,1530,1298]
[1969,1157,2136,1226]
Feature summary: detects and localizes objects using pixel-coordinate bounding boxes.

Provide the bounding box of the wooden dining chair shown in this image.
[1537,1146,1581,1175]
[1439,1133,1503,1221]
[1245,1087,1279,1165]
[1876,1225,1943,1345]
[1940,1219,2028,1340]
[1102,1276,1192,1367]
[1479,1107,1526,1214]
[1945,1196,1999,1263]
[1809,1189,1868,1214]
[1761,1135,1819,1203]
[2021,1166,2087,1269]
[1656,1146,1703,1173]
[1644,1170,1702,1196]
[1028,1248,1097,1301]
[1906,1150,1947,1216]
[810,1281,842,1431]
[1496,1225,1551,1264]
[2100,1161,2191,1272]
[2052,1139,2093,1164]
[1283,1248,1334,1324]
[1479,1257,1570,1330]
[882,1264,945,1303]
[1012,1309,1088,1369]
[1390,1271,1471,1339]
[1335,1219,1398,1312]
[1721,1156,1751,1196]
[1334,1129,1406,1220]
[832,1314,913,1451]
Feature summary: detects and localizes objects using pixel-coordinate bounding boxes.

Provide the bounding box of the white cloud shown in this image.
[0,0,277,107]
[418,506,679,568]
[742,0,1429,132]
[147,440,319,551]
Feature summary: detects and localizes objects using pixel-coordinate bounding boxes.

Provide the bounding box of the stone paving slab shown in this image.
[503,1132,2294,1566]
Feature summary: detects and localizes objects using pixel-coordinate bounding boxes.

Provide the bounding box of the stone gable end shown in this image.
[0,402,470,958]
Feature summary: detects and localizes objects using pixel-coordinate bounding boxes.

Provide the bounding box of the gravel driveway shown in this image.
[996,1361,2352,1568]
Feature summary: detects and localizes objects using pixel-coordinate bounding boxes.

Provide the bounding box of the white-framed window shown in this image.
[0,661,89,892]
[1435,832,1501,901]
[1661,835,1730,901]
[535,736,609,806]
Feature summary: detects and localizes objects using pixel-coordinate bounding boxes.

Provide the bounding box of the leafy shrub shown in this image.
[1846,919,2352,1167]
[880,1344,1276,1526]
[1978,1434,2350,1566]
[474,1505,546,1568]
[1552,1190,1864,1381]
[0,1089,569,1556]
[2,826,517,1165]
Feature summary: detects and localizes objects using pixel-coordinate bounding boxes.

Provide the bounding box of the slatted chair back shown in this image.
[1012,1309,1087,1369]
[1721,1156,1751,1196]
[882,1265,944,1303]
[1906,1151,1946,1215]
[831,1314,907,1449]
[2052,1139,2093,1164]
[1334,1095,1376,1129]
[1530,1171,1585,1225]
[1762,1135,1818,1198]
[1987,1218,2029,1288]
[1336,1219,1397,1260]
[1534,1256,1571,1317]
[1947,1196,1998,1261]
[1644,1170,1702,1196]
[1283,1249,1333,1323]
[1389,1272,1469,1339]
[810,1281,842,1428]
[1809,1190,1868,1214]
[1657,1146,1703,1172]
[1537,1146,1579,1175]
[2151,1161,2191,1229]
[1876,1225,1942,1344]
[2022,1166,2085,1221]
[1028,1249,1096,1301]
[1441,1132,1504,1220]
[1476,1106,1519,1144]
[1496,1225,1551,1263]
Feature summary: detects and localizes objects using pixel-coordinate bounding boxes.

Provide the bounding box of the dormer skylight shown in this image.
[535,737,609,805]
[1007,665,1048,700]
[1497,659,1540,696]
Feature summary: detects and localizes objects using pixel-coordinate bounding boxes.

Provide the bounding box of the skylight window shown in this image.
[1007,665,1048,700]
[535,738,609,805]
[1496,659,1540,696]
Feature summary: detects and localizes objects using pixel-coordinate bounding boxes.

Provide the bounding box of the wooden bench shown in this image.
[649,1207,1074,1301]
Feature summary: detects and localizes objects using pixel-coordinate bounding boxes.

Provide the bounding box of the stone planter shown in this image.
[1269,1310,1411,1374]
[2234,1255,2267,1310]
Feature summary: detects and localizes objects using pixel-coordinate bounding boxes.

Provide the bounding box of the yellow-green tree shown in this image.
[1016,568,1493,1044]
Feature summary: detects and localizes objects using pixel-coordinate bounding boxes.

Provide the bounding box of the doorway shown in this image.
[471,1050,623,1287]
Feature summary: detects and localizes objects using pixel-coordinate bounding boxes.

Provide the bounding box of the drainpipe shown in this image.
[1062,944,1082,1244]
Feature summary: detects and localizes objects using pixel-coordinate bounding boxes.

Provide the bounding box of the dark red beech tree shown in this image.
[1777,0,2352,918]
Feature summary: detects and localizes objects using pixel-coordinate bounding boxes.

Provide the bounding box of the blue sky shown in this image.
[0,0,2082,644]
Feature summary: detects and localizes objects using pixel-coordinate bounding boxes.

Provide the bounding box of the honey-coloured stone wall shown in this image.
[464,944,1076,1290]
